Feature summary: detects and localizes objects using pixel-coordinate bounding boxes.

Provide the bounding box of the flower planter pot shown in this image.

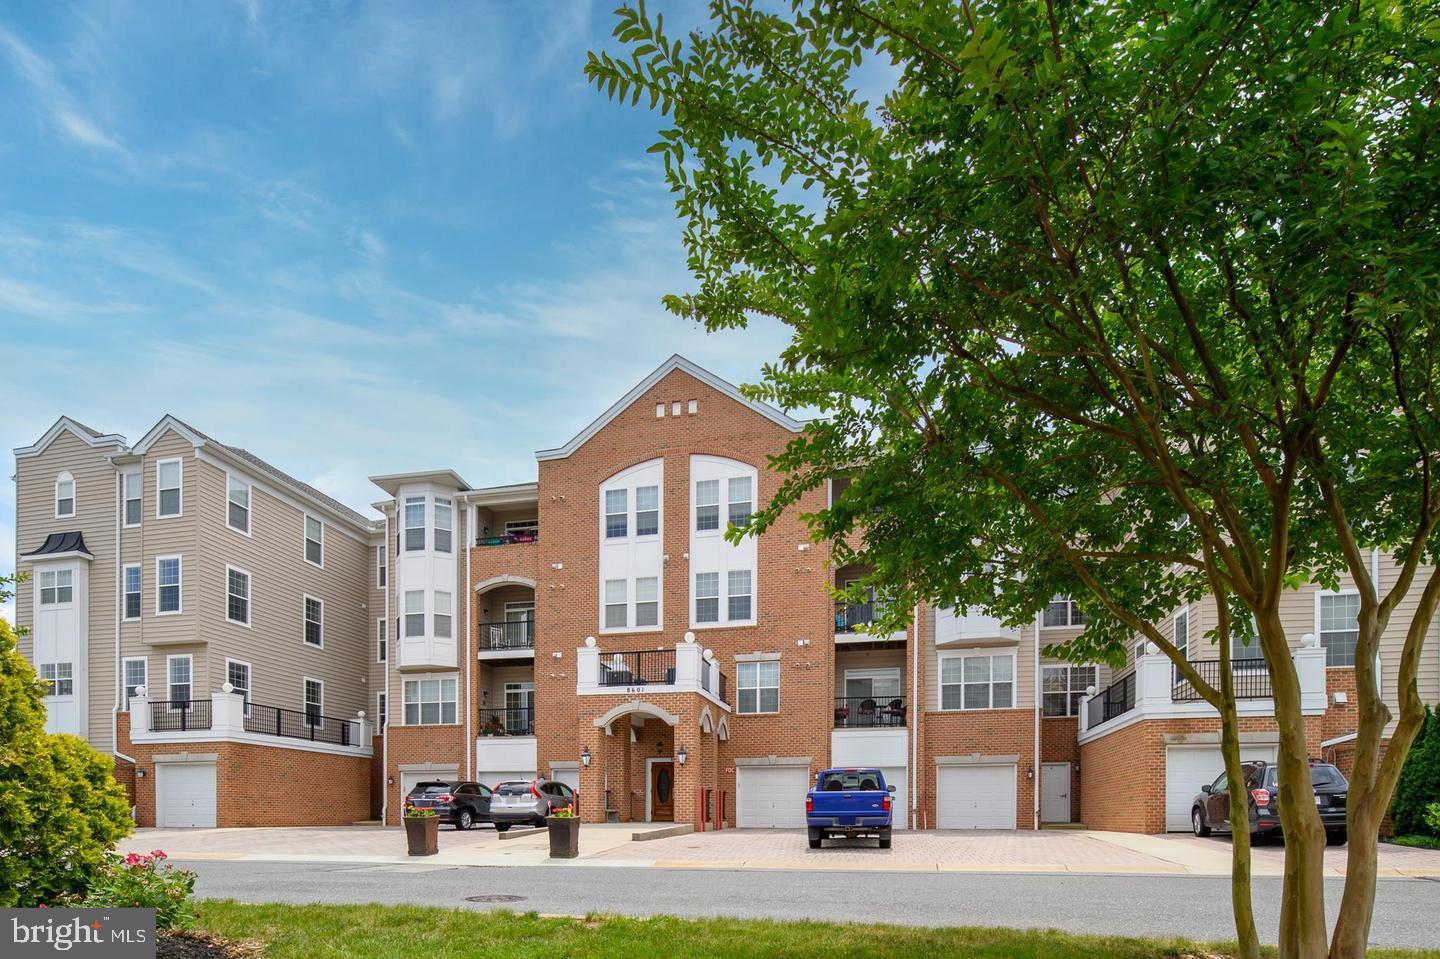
[405,816,439,856]
[547,817,580,859]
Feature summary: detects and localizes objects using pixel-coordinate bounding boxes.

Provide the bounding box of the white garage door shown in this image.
[736,765,810,828]
[1165,745,1277,831]
[401,768,459,799]
[550,767,580,792]
[880,767,908,830]
[936,764,1017,829]
[157,762,216,828]
[477,770,536,791]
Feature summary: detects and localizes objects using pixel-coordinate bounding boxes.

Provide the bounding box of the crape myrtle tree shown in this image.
[586,2,1440,958]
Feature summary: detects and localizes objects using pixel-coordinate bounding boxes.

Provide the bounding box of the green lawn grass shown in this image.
[192,901,1440,959]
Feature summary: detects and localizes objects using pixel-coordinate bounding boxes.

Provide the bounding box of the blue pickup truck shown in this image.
[805,767,894,849]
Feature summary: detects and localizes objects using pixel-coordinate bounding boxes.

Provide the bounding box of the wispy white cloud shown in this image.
[0,23,126,154]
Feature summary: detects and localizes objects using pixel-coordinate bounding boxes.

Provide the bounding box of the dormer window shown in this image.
[54,473,75,518]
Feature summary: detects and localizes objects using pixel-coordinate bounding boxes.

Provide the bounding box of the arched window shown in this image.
[54,472,75,518]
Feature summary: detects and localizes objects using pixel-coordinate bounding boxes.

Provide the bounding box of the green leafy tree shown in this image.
[1390,706,1440,837]
[588,3,1440,958]
[0,574,132,906]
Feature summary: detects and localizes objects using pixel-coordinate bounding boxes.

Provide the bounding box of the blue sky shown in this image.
[0,0,801,614]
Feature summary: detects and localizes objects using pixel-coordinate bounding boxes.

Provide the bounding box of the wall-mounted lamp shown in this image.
[1026,764,1034,781]
[136,768,146,779]
[387,776,395,786]
[581,746,591,767]
[676,744,687,765]
[656,740,665,755]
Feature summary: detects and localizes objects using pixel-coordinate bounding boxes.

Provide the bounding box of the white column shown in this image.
[1293,634,1327,713]
[675,641,703,687]
[211,689,246,736]
[1135,646,1172,709]
[577,642,600,691]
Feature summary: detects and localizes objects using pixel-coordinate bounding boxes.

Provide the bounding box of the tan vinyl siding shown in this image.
[834,645,906,698]
[195,456,370,718]
[925,606,1036,711]
[14,428,123,748]
[131,431,202,647]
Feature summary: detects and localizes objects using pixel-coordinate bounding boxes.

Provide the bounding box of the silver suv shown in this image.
[489,778,577,830]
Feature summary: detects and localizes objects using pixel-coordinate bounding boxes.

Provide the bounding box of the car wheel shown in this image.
[495,823,511,833]
[456,809,473,831]
[1327,830,1348,846]
[878,828,893,850]
[1192,809,1211,837]
[807,828,822,850]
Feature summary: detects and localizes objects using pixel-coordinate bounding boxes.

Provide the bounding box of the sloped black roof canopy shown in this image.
[24,531,92,559]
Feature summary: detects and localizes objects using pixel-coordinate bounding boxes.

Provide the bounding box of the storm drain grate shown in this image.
[465,894,528,903]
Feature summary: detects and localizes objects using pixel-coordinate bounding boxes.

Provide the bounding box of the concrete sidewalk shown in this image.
[118,825,1440,878]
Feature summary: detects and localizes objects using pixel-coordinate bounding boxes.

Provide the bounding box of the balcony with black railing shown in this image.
[1084,669,1136,731]
[244,703,359,746]
[599,648,677,687]
[478,618,536,652]
[474,529,539,547]
[579,642,729,705]
[478,705,535,737]
[1172,658,1272,701]
[148,699,212,732]
[834,695,908,728]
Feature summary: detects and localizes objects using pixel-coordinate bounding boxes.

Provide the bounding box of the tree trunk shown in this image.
[1220,692,1262,959]
[1265,615,1329,959]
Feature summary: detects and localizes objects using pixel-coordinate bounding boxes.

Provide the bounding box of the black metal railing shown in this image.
[1086,670,1136,729]
[834,600,877,633]
[474,530,539,547]
[479,619,536,651]
[244,703,355,746]
[1172,658,1272,701]
[478,705,535,736]
[148,699,212,731]
[834,695,908,728]
[599,648,676,686]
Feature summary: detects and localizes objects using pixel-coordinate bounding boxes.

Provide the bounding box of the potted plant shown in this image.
[403,805,439,856]
[547,804,580,859]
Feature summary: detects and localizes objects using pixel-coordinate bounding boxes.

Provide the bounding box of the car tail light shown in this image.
[434,795,452,803]
[1252,788,1271,806]
[806,796,813,813]
[882,794,891,812]
[531,783,541,798]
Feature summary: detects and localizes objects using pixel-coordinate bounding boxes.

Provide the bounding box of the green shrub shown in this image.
[0,587,133,907]
[1426,802,1440,834]
[68,851,196,930]
[1390,704,1440,837]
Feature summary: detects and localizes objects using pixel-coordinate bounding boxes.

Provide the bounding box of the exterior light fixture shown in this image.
[677,745,688,765]
[581,746,591,767]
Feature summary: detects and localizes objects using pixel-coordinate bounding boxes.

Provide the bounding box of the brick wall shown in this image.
[1041,716,1082,823]
[920,708,1037,830]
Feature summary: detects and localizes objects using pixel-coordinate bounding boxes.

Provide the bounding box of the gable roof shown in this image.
[133,414,374,530]
[13,416,128,458]
[535,355,806,462]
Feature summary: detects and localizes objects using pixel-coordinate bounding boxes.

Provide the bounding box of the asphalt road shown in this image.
[178,859,1440,950]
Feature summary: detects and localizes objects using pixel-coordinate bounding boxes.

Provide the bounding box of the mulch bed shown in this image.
[158,931,264,959]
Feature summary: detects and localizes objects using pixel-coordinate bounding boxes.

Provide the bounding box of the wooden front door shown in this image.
[650,761,675,822]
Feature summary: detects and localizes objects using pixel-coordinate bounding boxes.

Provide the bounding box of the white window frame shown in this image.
[122,656,147,710]
[121,567,139,620]
[122,469,142,527]
[727,569,754,623]
[303,677,324,728]
[938,649,1017,711]
[225,564,251,627]
[693,479,720,533]
[1041,663,1097,717]
[225,658,252,716]
[377,544,387,588]
[604,488,628,539]
[377,618,387,663]
[1041,596,1084,628]
[166,654,192,705]
[843,666,903,701]
[39,661,74,697]
[433,497,453,554]
[304,514,324,568]
[726,475,753,529]
[503,518,538,535]
[434,590,453,639]
[603,579,628,629]
[302,594,324,648]
[377,691,388,731]
[54,471,75,518]
[39,569,74,606]
[736,659,780,714]
[155,555,182,615]
[402,674,459,726]
[225,472,251,535]
[1316,588,1362,669]
[156,457,183,518]
[693,571,720,624]
[403,495,426,551]
[634,576,659,628]
[634,485,660,538]
[404,589,425,638]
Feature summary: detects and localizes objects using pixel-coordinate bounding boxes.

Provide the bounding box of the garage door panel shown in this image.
[736,765,809,828]
[880,767,907,830]
[477,770,536,791]
[1164,745,1277,831]
[936,764,1016,830]
[401,769,460,799]
[158,763,216,828]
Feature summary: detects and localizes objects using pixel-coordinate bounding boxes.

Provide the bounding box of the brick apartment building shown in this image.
[14,356,1439,832]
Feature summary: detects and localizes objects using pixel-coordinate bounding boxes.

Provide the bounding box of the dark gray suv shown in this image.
[1192,761,1348,845]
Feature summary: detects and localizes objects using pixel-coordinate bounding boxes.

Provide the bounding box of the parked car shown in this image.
[1191,760,1349,845]
[805,767,894,849]
[488,778,577,831]
[403,780,493,830]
